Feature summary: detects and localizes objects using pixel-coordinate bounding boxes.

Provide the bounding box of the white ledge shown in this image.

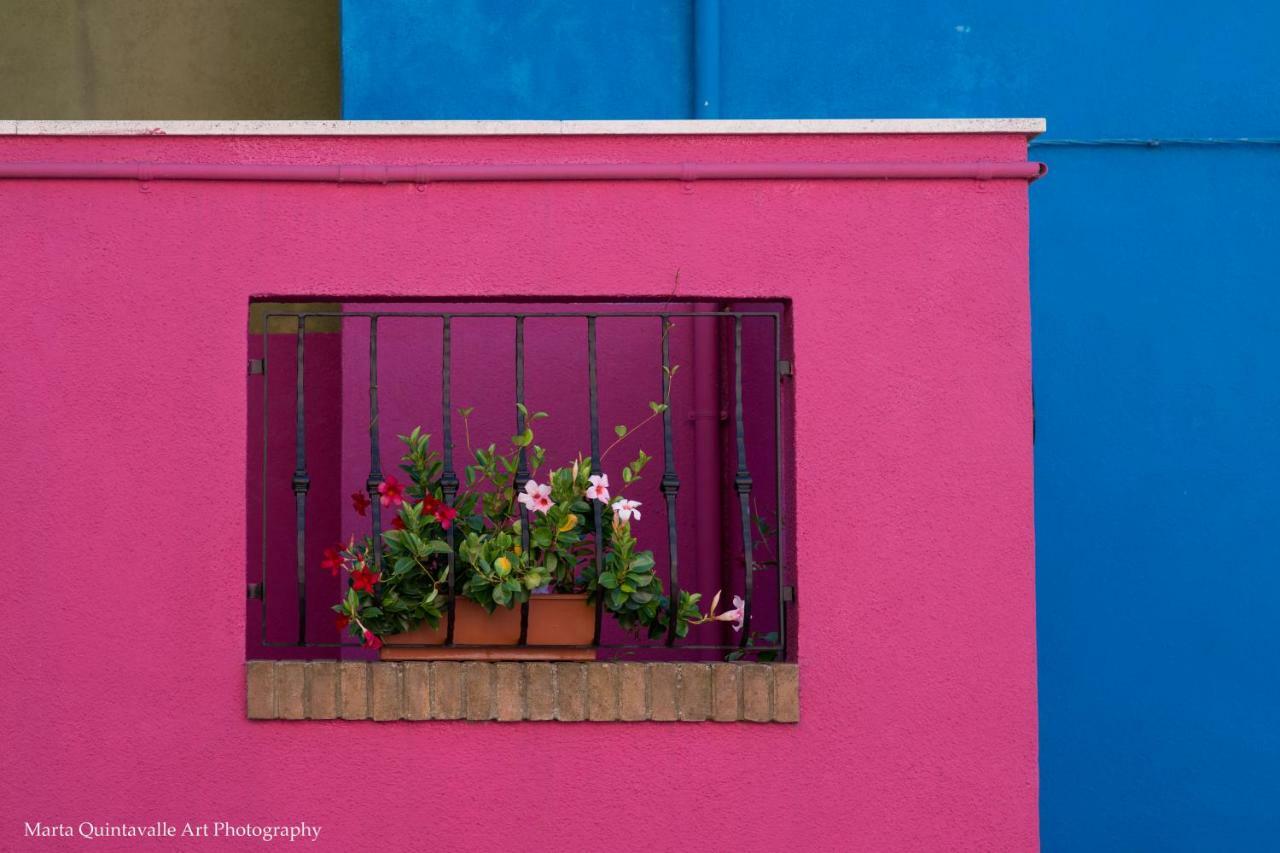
[0,118,1045,137]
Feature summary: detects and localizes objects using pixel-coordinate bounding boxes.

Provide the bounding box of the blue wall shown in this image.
[341,0,690,118]
[342,2,1280,847]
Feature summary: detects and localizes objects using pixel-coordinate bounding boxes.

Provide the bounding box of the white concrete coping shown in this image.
[0,118,1046,137]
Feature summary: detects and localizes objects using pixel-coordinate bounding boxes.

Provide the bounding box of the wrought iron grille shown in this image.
[250,304,791,659]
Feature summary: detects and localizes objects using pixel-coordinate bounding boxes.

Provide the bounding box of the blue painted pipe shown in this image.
[694,0,720,118]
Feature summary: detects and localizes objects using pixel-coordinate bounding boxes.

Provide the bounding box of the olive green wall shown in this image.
[0,0,339,119]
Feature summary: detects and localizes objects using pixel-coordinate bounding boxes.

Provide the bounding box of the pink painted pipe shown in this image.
[0,160,1047,183]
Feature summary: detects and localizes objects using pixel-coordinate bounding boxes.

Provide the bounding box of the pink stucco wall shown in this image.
[0,131,1038,850]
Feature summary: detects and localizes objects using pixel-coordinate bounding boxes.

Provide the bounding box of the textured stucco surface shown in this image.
[0,132,1037,850]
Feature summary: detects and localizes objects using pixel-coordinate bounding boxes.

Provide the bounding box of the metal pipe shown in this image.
[0,160,1047,183]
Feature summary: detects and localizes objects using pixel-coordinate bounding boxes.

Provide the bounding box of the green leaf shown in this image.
[649,401,668,414]
[622,467,633,484]
[458,406,474,418]
[614,425,627,438]
[512,428,534,447]
[629,552,655,573]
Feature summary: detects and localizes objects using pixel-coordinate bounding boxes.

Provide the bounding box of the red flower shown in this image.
[363,630,382,650]
[390,516,406,531]
[320,545,344,576]
[351,568,379,594]
[351,491,371,516]
[435,505,458,529]
[378,474,405,508]
[420,494,441,514]
[335,614,350,632]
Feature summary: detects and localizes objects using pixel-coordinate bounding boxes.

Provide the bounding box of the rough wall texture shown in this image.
[0,0,340,119]
[0,132,1037,850]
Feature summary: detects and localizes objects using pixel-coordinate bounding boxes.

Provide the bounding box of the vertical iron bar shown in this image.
[291,316,310,645]
[588,316,605,645]
[774,314,787,661]
[733,316,755,646]
[259,316,270,648]
[515,317,531,644]
[660,317,681,645]
[366,317,383,575]
[440,317,459,646]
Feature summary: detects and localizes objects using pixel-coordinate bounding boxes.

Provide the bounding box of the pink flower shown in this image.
[517,480,554,514]
[611,498,641,522]
[351,491,371,516]
[378,474,405,508]
[585,474,610,503]
[715,595,746,632]
[362,629,382,650]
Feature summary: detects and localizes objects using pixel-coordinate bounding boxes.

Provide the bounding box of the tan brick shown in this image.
[711,664,742,722]
[619,663,649,721]
[525,663,556,721]
[587,663,618,721]
[431,663,463,719]
[371,663,403,721]
[306,662,339,720]
[772,664,799,723]
[464,662,494,721]
[339,662,369,720]
[402,663,431,720]
[555,663,587,721]
[495,663,524,722]
[246,661,275,719]
[649,664,677,721]
[742,664,773,722]
[275,662,306,720]
[677,664,711,721]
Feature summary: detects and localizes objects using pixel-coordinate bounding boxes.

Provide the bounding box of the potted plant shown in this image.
[328,407,744,660]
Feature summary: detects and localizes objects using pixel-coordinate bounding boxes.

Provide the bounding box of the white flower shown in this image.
[585,474,611,503]
[715,595,746,632]
[611,498,642,522]
[517,479,554,514]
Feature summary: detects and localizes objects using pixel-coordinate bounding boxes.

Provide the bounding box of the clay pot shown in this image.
[379,593,595,661]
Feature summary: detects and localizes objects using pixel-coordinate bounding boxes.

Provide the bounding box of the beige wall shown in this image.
[0,0,339,118]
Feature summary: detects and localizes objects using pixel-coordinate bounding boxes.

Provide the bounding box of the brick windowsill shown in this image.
[247,661,798,723]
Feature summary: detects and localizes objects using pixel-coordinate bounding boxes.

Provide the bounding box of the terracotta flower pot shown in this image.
[379,593,596,661]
